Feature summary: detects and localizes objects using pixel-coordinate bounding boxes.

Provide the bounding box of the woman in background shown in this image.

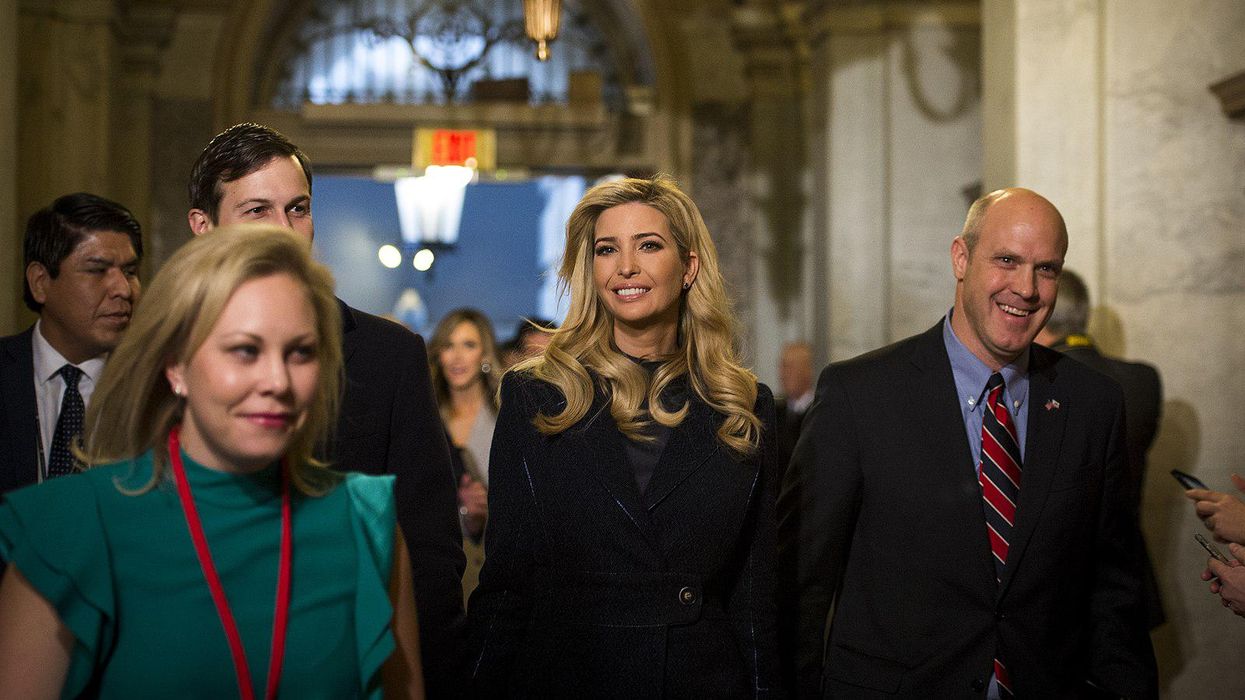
[428,307,500,602]
[468,175,781,698]
[0,226,422,698]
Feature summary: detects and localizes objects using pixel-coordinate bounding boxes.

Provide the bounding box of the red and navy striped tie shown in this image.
[978,372,1021,698]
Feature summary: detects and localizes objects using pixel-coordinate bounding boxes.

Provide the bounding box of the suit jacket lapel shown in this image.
[337,298,360,365]
[999,348,1066,595]
[911,325,1000,593]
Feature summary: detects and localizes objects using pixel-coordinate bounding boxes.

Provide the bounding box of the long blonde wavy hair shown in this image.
[523,175,761,456]
[80,225,343,496]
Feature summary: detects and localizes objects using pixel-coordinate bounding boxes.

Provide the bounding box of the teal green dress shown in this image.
[0,449,398,699]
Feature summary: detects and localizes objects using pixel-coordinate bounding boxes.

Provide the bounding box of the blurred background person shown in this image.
[774,340,814,472]
[429,307,500,603]
[0,226,422,698]
[498,317,557,372]
[468,175,780,697]
[1036,268,1165,628]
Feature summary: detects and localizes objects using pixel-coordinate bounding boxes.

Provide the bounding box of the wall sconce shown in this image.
[523,0,561,61]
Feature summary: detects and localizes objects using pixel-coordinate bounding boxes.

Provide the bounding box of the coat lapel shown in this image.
[643,394,721,511]
[572,395,662,550]
[910,325,999,593]
[998,347,1066,596]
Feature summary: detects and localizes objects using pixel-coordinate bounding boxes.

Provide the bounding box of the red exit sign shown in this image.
[414,128,497,170]
[432,130,475,164]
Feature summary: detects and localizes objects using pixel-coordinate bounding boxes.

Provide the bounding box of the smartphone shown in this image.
[1172,469,1209,490]
[1196,533,1232,564]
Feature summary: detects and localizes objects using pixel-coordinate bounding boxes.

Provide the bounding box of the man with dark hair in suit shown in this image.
[1,193,142,495]
[187,123,466,695]
[1036,268,1165,629]
[780,188,1156,698]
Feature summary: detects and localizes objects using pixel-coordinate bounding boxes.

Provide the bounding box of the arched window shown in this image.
[271,0,623,108]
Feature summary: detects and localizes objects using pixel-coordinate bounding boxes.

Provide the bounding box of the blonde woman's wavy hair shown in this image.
[524,175,761,456]
[80,225,343,496]
[429,307,501,414]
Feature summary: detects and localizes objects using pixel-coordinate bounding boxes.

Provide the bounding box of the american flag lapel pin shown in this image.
[1045,399,1060,411]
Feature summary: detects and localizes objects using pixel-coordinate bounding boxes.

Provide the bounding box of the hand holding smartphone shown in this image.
[1172,469,1209,491]
[1196,533,1232,565]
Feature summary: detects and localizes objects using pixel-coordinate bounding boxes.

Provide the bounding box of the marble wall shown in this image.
[1,0,18,333]
[1104,2,1245,695]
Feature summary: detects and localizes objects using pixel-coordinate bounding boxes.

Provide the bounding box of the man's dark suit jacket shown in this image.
[1055,340,1165,629]
[327,300,465,696]
[775,397,808,476]
[779,322,1156,699]
[0,327,38,494]
[467,372,782,698]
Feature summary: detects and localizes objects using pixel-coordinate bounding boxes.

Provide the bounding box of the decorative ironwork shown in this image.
[339,2,524,99]
[274,0,616,107]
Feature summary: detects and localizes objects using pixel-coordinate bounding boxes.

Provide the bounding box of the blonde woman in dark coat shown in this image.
[467,176,781,698]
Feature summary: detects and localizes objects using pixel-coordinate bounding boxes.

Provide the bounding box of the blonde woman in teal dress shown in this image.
[0,226,423,698]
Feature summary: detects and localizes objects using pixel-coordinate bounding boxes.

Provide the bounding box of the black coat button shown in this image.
[995,611,1005,621]
[970,678,985,692]
[678,586,697,605]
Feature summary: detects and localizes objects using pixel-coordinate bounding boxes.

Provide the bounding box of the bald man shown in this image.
[780,189,1156,698]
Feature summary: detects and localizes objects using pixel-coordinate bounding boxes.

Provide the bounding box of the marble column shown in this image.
[804,2,981,363]
[731,2,811,383]
[17,0,118,217]
[0,0,19,334]
[816,22,891,362]
[111,2,175,248]
[981,0,1104,287]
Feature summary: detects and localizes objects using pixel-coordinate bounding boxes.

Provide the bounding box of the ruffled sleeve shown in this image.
[344,472,398,698]
[0,476,116,697]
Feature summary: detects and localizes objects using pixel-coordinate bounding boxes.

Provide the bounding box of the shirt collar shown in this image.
[788,389,815,414]
[32,318,108,386]
[942,311,1030,414]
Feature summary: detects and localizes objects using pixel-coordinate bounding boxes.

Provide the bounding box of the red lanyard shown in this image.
[168,427,291,700]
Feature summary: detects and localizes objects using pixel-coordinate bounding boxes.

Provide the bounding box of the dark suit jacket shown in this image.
[775,397,809,476]
[779,322,1156,699]
[325,301,465,697]
[1055,341,1164,628]
[467,371,782,698]
[0,327,38,495]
